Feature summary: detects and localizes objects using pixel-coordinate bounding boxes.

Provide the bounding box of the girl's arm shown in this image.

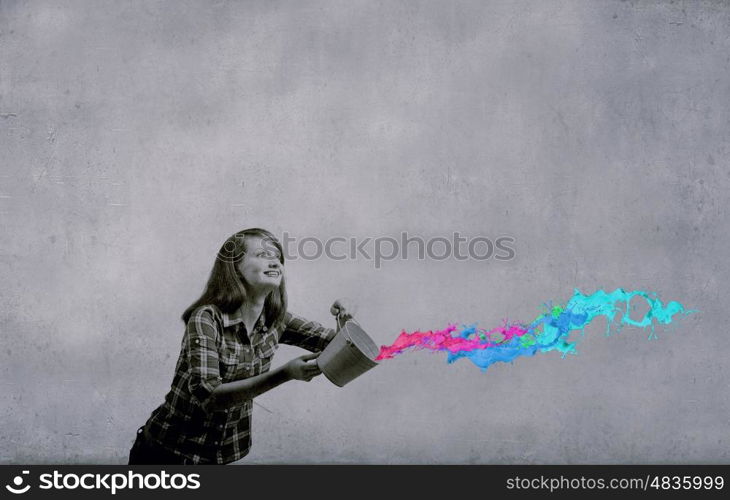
[186,306,321,414]
[278,299,354,352]
[278,312,337,352]
[207,352,321,410]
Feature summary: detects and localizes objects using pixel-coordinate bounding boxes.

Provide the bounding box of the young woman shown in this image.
[128,228,353,465]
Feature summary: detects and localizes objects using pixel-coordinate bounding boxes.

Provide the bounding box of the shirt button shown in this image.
[224,409,229,413]
[214,441,219,445]
[218,424,223,429]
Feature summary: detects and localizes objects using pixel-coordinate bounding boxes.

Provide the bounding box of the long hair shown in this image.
[182,228,287,328]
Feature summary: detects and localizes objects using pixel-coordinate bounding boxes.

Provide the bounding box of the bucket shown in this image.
[317,320,379,387]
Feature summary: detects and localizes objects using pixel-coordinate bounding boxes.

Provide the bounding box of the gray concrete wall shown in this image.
[1,0,728,463]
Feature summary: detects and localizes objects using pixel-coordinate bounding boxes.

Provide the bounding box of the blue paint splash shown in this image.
[377,288,695,371]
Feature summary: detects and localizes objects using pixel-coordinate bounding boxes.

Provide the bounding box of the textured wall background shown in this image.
[1,0,728,464]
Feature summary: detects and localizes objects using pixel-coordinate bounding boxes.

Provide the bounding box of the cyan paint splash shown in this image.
[376,288,695,370]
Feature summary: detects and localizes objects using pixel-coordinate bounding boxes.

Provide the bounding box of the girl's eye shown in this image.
[256,251,281,260]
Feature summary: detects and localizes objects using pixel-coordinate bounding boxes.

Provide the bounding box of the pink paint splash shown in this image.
[376,288,694,370]
[376,323,530,360]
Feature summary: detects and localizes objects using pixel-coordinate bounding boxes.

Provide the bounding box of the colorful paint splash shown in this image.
[376,288,694,371]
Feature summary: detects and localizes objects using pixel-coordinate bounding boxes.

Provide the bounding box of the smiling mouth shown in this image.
[263,271,280,277]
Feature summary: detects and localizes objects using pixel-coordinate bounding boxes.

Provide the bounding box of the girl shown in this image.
[128,228,352,464]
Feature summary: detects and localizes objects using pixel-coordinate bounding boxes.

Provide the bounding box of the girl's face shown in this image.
[237,236,283,294]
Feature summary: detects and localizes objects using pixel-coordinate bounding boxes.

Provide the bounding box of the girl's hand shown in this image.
[284,353,322,382]
[330,298,356,329]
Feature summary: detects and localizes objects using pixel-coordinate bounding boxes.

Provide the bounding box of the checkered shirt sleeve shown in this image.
[279,311,337,352]
[185,306,223,413]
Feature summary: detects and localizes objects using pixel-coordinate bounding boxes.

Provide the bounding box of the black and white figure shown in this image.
[128,228,353,465]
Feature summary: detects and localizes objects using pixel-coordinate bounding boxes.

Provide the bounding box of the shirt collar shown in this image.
[220,308,267,331]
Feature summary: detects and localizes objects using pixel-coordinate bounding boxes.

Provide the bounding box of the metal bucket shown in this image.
[317,320,379,387]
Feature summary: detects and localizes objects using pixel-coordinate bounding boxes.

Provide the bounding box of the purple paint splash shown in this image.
[376,288,694,371]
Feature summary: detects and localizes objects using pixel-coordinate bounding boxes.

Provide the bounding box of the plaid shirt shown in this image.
[143,305,336,464]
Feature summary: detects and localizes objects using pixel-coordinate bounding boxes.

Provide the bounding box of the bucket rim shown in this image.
[340,320,380,362]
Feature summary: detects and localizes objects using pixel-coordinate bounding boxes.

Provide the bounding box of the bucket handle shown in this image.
[335,311,361,331]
